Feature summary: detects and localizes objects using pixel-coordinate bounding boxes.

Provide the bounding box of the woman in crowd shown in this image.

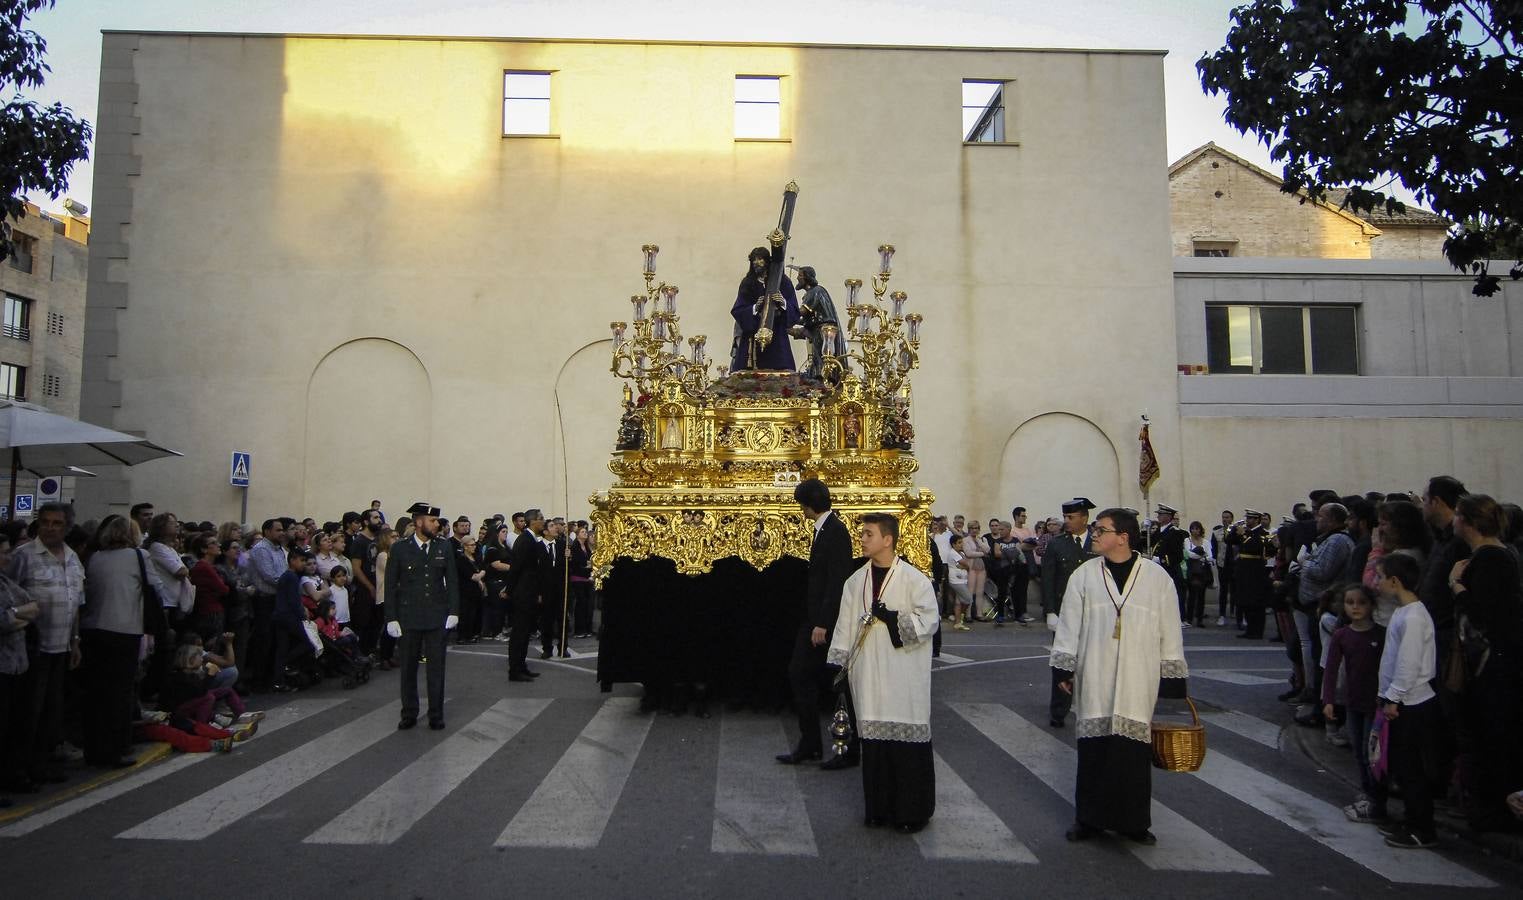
[455,536,486,644]
[313,531,346,582]
[1449,494,1523,833]
[187,534,229,641]
[570,523,595,638]
[960,520,987,616]
[371,529,398,668]
[1184,520,1215,628]
[482,524,514,642]
[1364,500,1431,625]
[80,516,166,769]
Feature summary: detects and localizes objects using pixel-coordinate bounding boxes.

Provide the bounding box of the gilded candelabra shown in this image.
[609,244,714,397]
[821,244,923,401]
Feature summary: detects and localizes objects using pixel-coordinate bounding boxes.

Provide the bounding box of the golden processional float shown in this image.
[589,182,935,579]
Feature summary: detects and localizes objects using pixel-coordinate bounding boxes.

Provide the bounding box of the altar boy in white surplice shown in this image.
[1050,507,1189,846]
[827,513,940,833]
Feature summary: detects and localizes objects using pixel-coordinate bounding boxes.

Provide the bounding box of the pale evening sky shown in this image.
[23,0,1290,213]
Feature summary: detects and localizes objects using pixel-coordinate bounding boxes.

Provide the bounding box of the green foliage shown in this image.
[1199,0,1522,296]
[1,0,91,260]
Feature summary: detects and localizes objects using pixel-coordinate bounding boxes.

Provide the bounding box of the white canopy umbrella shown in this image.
[0,400,181,515]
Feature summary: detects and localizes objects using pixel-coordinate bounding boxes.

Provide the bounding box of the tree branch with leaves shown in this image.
[1199,0,1522,295]
[1,0,92,262]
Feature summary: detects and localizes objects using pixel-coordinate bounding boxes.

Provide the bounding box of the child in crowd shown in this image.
[314,598,357,651]
[1317,586,1348,745]
[328,565,352,630]
[177,630,240,693]
[946,534,974,631]
[149,645,260,752]
[1373,554,1440,849]
[1322,583,1386,823]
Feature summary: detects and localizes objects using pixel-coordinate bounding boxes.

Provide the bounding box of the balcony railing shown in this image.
[1,324,30,342]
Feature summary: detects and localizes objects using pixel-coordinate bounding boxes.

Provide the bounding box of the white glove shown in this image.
[386,621,402,639]
[444,615,459,630]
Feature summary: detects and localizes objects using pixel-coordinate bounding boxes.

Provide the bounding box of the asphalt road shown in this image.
[2,622,1516,899]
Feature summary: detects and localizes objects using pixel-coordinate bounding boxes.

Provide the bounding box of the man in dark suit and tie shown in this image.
[506,508,547,682]
[779,478,858,767]
[538,519,572,660]
[1042,497,1096,727]
[385,501,460,731]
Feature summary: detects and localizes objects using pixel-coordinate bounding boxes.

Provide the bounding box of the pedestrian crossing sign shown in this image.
[230,451,251,487]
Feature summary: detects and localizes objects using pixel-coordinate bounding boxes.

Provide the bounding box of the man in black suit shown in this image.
[385,502,460,730]
[538,519,572,660]
[1042,497,1096,727]
[1150,504,1188,622]
[506,509,547,682]
[779,478,858,768]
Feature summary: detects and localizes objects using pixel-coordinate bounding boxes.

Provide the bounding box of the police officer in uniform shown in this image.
[385,502,460,730]
[1226,509,1271,639]
[1149,504,1188,623]
[1042,497,1096,726]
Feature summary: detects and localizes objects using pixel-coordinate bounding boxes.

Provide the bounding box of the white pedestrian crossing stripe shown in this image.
[118,701,405,841]
[949,702,1267,874]
[1192,669,1283,686]
[712,714,818,856]
[305,698,551,845]
[0,700,344,838]
[495,697,653,849]
[1199,710,1282,749]
[914,752,1037,863]
[1193,752,1495,887]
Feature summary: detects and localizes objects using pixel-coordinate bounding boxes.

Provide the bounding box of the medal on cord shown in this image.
[859,560,897,628]
[1103,553,1138,640]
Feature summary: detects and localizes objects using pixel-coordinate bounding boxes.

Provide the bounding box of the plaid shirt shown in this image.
[6,539,86,654]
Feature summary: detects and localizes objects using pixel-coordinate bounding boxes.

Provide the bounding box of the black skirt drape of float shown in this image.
[596,555,806,706]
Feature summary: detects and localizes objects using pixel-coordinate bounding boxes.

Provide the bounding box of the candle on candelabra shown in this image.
[611,321,627,349]
[642,244,659,276]
[637,353,649,373]
[822,323,838,347]
[891,290,907,319]
[845,278,862,307]
[689,336,706,365]
[878,244,895,276]
[906,313,922,343]
[661,284,679,316]
[674,359,687,378]
[856,307,872,333]
[631,295,647,321]
[653,314,667,341]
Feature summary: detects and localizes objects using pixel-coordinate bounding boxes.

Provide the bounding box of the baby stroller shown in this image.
[318,628,373,689]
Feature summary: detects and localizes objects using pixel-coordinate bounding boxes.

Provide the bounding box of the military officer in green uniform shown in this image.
[385,501,460,730]
[1042,497,1096,727]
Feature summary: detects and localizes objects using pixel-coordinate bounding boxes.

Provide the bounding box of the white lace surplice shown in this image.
[827,559,940,742]
[1049,554,1188,743]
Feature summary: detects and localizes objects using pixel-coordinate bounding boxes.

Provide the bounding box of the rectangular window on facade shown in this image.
[962,80,1006,143]
[1193,241,1237,257]
[1204,304,1359,374]
[503,71,552,135]
[0,362,25,400]
[7,234,36,274]
[2,294,31,341]
[735,76,781,139]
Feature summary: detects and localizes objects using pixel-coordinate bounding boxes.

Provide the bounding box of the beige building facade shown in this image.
[1169,143,1449,262]
[78,33,1182,526]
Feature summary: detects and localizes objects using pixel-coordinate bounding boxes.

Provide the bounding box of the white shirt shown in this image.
[330,583,351,624]
[944,546,968,584]
[1379,601,1436,707]
[932,530,954,566]
[814,511,831,536]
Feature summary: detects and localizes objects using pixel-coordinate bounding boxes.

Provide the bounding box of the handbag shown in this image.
[1443,629,1470,694]
[1368,713,1391,782]
[135,549,167,636]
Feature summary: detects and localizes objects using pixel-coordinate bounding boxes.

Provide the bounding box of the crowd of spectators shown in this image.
[0,499,595,807]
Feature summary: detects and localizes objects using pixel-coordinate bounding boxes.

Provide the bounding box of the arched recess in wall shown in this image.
[995,413,1120,518]
[552,339,622,518]
[303,338,432,516]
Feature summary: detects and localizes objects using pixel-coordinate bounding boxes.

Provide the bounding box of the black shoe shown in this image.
[429,720,445,731]
[509,673,534,683]
[1124,829,1157,845]
[1050,718,1066,728]
[525,670,542,678]
[1278,688,1301,702]
[398,717,418,730]
[775,749,823,765]
[1066,822,1100,842]
[820,753,859,771]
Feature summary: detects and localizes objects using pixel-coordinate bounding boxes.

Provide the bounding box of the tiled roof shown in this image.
[1324,188,1449,228]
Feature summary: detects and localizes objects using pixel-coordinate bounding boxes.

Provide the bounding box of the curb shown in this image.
[0,741,173,827]
[1286,719,1523,864]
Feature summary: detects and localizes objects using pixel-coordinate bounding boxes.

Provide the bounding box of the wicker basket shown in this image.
[1151,697,1207,772]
